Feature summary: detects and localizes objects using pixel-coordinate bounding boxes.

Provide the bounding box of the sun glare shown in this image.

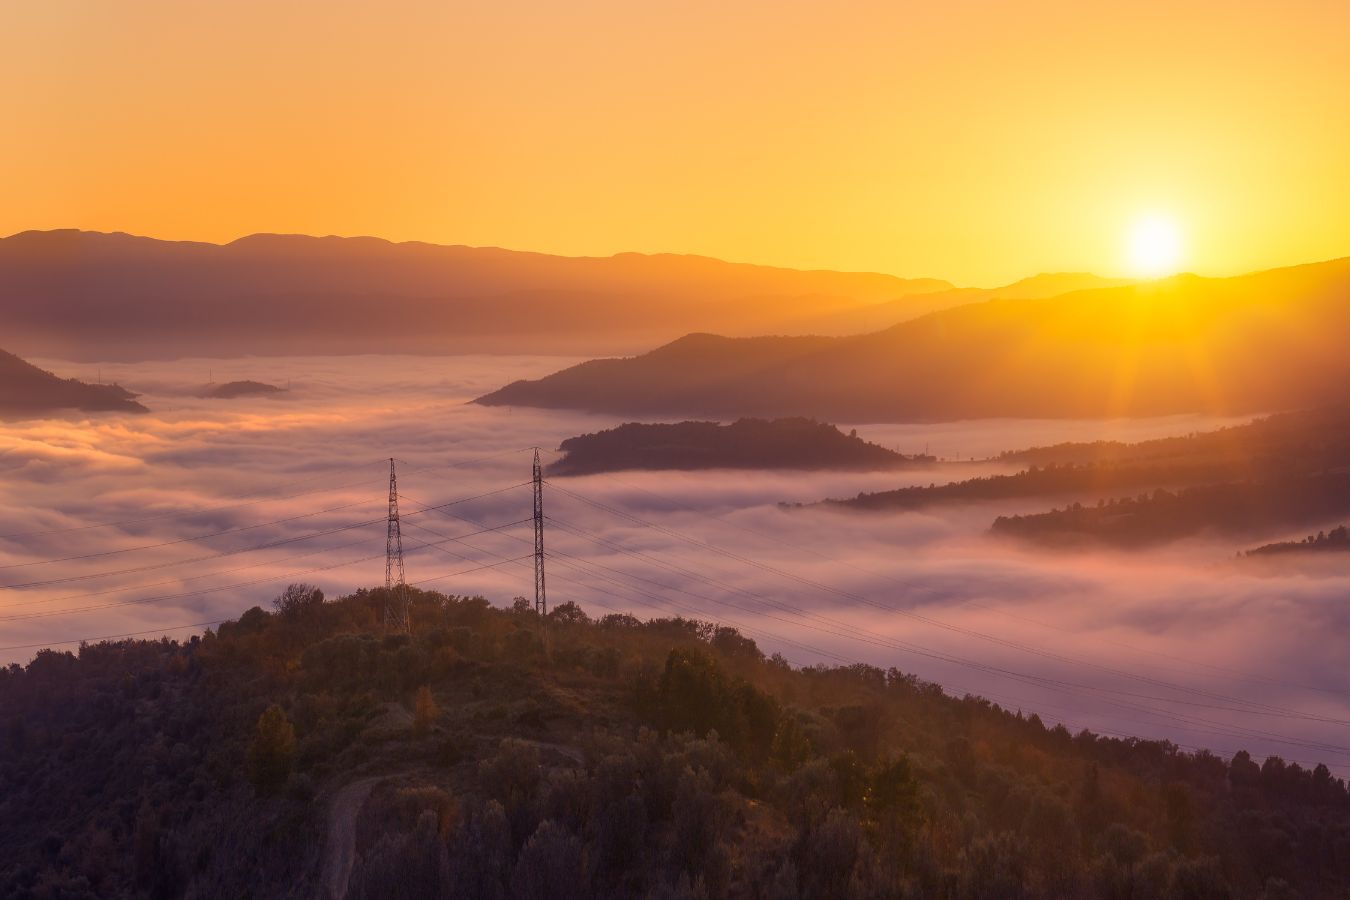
[1126,214,1184,278]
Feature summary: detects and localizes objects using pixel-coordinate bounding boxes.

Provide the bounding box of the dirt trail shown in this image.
[318,736,581,898]
[321,776,384,900]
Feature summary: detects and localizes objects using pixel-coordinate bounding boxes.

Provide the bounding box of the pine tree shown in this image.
[247,704,295,793]
[413,685,439,737]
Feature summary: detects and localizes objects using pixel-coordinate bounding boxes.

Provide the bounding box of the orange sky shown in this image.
[3,1,1347,285]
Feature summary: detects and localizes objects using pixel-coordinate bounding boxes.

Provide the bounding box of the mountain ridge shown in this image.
[477,255,1350,421]
[0,230,958,360]
[0,229,1170,361]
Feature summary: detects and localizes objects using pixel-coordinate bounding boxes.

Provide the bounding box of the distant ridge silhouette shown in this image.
[477,256,1350,421]
[0,230,963,360]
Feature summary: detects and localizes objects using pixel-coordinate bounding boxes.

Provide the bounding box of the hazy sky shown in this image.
[4,1,1347,284]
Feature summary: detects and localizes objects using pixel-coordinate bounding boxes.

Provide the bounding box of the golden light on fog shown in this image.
[1126,214,1184,278]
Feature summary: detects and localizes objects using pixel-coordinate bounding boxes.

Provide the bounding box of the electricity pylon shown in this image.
[385,458,410,632]
[533,448,547,616]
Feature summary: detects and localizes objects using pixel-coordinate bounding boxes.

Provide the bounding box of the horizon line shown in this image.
[5,226,1348,290]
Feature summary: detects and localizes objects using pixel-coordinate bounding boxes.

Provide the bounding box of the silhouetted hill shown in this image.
[805,406,1350,546]
[1244,525,1350,558]
[813,461,1231,513]
[201,380,286,399]
[2,585,1346,897]
[992,473,1350,547]
[0,348,146,416]
[0,230,957,360]
[549,418,930,476]
[997,407,1350,468]
[792,272,1133,334]
[821,406,1350,514]
[478,257,1350,421]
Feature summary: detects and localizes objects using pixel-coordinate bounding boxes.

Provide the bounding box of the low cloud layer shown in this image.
[2,355,1347,776]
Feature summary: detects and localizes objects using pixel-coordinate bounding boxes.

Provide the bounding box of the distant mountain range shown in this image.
[0,348,146,416]
[0,230,1137,361]
[0,230,954,360]
[478,256,1350,421]
[788,272,1132,335]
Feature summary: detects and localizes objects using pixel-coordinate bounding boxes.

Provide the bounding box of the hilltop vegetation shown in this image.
[983,407,1350,547]
[549,418,929,476]
[1244,525,1350,559]
[997,407,1350,470]
[809,407,1350,552]
[201,380,286,400]
[991,474,1350,548]
[478,257,1350,421]
[812,461,1227,513]
[0,348,146,416]
[2,585,1348,898]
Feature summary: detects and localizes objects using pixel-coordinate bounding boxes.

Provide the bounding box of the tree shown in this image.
[349,810,450,900]
[548,601,590,625]
[272,583,324,617]
[654,647,780,759]
[413,685,440,736]
[510,820,588,900]
[867,756,919,821]
[247,704,296,793]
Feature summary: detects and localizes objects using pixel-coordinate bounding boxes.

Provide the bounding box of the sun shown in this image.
[1125,214,1184,278]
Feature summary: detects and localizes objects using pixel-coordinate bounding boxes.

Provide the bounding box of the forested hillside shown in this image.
[1243,525,1350,559]
[2,585,1346,898]
[991,474,1350,548]
[550,418,927,476]
[810,406,1350,552]
[0,348,146,416]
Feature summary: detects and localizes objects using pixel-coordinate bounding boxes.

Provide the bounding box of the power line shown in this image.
[0,514,386,592]
[0,519,531,623]
[544,482,1348,727]
[0,548,387,622]
[0,482,530,592]
[0,531,380,611]
[0,619,231,653]
[398,509,1350,771]
[0,457,390,541]
[563,463,1350,702]
[402,488,1350,757]
[0,497,380,573]
[538,526,1350,760]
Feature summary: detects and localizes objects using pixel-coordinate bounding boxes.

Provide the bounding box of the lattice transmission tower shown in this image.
[385,458,410,632]
[533,448,547,615]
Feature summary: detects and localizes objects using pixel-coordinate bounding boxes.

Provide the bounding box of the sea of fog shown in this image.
[2,354,1348,776]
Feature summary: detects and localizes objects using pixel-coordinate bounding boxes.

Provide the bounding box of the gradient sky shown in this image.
[3,0,1347,284]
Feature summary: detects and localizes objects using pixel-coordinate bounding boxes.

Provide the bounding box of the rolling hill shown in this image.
[0,348,146,416]
[0,230,960,360]
[788,271,1134,335]
[2,585,1345,897]
[548,418,930,476]
[478,256,1350,421]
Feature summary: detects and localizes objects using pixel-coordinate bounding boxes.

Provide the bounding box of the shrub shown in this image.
[413,685,439,737]
[247,704,296,793]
